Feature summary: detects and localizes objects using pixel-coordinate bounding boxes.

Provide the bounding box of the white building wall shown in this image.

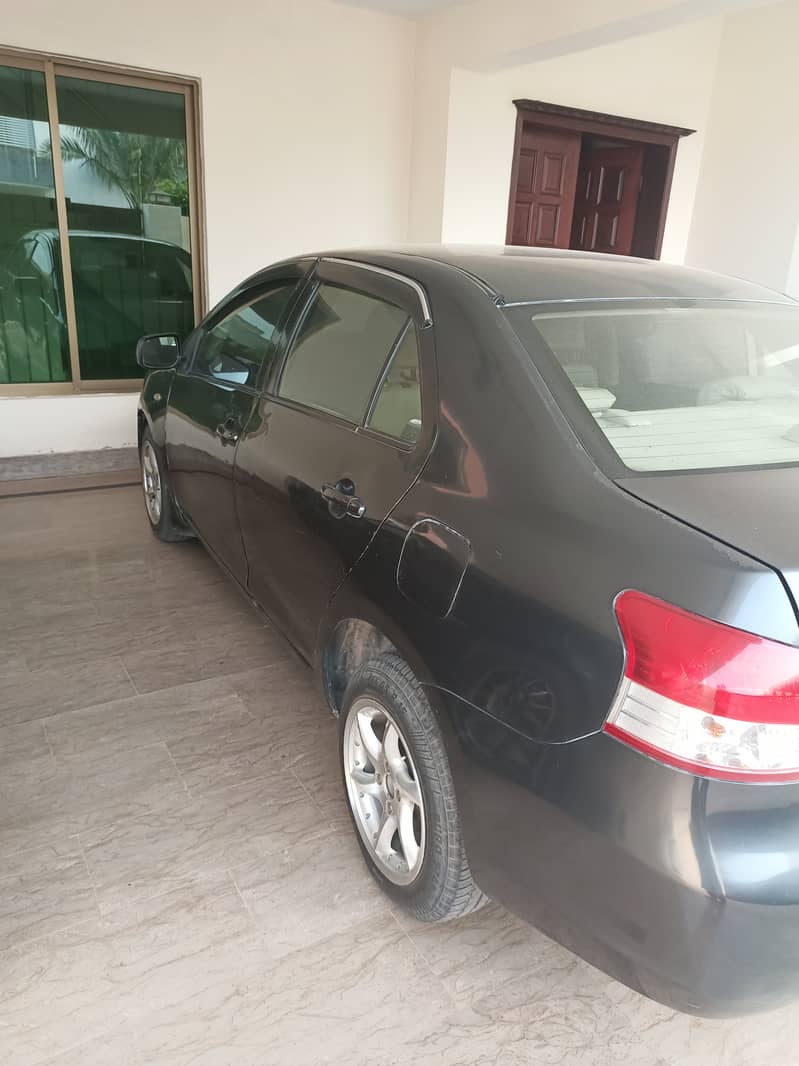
[439,18,723,263]
[0,0,416,455]
[1,394,139,458]
[686,1,799,294]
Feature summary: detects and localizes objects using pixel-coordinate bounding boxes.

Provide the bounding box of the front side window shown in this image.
[506,301,799,473]
[278,283,408,423]
[194,283,296,387]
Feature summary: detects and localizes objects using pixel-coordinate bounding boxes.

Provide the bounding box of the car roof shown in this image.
[309,245,795,307]
[23,228,186,251]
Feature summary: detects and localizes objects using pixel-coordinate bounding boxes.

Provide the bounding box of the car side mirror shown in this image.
[136,334,180,370]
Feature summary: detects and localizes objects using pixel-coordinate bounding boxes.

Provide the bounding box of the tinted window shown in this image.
[278,283,408,423]
[0,64,71,384]
[56,73,196,381]
[367,324,422,443]
[194,283,296,387]
[507,302,799,473]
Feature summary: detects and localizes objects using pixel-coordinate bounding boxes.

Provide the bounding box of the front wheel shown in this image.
[340,654,487,922]
[140,429,193,542]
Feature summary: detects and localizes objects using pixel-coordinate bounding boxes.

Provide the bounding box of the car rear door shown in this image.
[165,266,307,583]
[234,258,435,658]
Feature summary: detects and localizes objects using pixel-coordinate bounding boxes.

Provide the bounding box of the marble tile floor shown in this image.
[0,485,796,1064]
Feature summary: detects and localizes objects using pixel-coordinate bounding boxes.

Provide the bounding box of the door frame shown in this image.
[506,99,694,259]
[0,43,207,395]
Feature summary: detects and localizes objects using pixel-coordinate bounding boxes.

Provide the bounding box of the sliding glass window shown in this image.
[0,64,70,384]
[0,53,201,391]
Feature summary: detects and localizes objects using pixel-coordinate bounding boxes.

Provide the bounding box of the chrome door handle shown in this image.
[215,417,240,445]
[321,482,366,518]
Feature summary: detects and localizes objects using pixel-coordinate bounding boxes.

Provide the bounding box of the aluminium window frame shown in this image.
[0,44,207,396]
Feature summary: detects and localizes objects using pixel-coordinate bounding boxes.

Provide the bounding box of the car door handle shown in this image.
[321,482,366,518]
[215,416,240,445]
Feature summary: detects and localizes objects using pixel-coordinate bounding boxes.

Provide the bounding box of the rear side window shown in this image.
[507,302,799,473]
[366,323,422,443]
[278,283,408,423]
[194,282,296,388]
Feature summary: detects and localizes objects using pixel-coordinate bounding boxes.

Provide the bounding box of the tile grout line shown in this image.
[41,720,57,769]
[74,830,104,919]
[226,867,256,922]
[289,764,327,821]
[120,658,139,696]
[163,740,194,798]
[387,909,462,1010]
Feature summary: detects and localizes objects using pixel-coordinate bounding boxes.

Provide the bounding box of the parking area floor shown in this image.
[1,484,796,1064]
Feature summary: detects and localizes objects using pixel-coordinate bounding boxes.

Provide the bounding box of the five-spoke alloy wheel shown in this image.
[340,654,487,921]
[141,439,162,525]
[139,427,193,543]
[344,697,425,885]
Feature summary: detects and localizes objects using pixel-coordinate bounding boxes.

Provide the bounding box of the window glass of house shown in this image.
[55,75,195,380]
[194,283,296,387]
[278,283,408,423]
[0,64,71,384]
[367,324,422,443]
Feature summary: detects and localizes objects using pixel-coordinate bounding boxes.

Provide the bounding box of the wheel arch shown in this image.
[137,407,149,450]
[317,589,434,717]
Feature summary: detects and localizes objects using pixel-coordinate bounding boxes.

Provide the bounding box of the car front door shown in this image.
[166,268,306,583]
[234,259,435,657]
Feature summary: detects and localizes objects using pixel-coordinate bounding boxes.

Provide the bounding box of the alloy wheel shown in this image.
[343,697,426,885]
[141,440,162,525]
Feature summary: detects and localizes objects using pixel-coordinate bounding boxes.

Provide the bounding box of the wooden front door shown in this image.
[507,124,581,248]
[570,145,645,256]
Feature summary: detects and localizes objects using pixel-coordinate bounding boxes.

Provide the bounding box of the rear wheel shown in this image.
[340,653,487,921]
[140,429,192,542]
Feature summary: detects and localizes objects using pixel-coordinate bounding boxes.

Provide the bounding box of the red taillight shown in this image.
[603,590,799,782]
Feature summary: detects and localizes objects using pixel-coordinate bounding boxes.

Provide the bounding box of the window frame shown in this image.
[264,259,432,452]
[0,45,206,396]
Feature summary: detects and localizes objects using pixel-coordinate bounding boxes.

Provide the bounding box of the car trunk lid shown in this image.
[616,466,799,617]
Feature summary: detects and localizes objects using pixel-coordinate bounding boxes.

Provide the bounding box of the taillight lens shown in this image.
[604,589,799,782]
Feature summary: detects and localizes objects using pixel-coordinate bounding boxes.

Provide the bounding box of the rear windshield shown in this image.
[506,300,799,473]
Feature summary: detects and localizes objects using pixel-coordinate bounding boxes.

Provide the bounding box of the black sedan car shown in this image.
[137,246,799,1016]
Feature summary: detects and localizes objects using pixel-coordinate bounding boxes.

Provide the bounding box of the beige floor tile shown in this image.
[0,742,187,858]
[80,773,329,913]
[229,829,391,959]
[0,656,134,728]
[167,701,331,795]
[121,627,288,694]
[0,719,51,769]
[132,914,459,1066]
[42,676,249,758]
[34,1028,143,1066]
[0,838,99,951]
[0,877,252,1065]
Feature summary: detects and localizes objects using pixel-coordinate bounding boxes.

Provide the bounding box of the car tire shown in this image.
[340,653,488,922]
[139,428,193,543]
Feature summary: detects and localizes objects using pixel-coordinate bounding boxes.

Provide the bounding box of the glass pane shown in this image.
[509,303,799,472]
[0,64,71,383]
[56,75,194,380]
[279,284,407,423]
[195,283,297,388]
[368,325,422,442]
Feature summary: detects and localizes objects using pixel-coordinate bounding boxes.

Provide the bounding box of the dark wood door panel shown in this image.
[570,145,644,256]
[506,124,580,248]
